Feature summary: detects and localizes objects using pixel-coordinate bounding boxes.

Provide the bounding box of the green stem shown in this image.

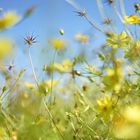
[49,49,57,103]
[65,0,105,34]
[1,110,16,129]
[43,99,64,140]
[27,46,64,139]
[119,0,126,17]
[96,0,106,19]
[28,47,39,87]
[84,15,105,33]
[112,4,132,37]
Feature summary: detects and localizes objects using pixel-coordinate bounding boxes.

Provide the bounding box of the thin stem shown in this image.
[119,0,126,17]
[49,49,57,103]
[65,0,105,34]
[135,24,138,40]
[96,0,106,19]
[27,47,39,87]
[1,110,16,129]
[112,4,132,37]
[69,119,83,140]
[84,15,105,33]
[43,99,64,140]
[27,46,64,139]
[2,69,25,103]
[2,77,19,103]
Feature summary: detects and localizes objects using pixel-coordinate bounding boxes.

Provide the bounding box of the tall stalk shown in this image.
[26,44,64,140]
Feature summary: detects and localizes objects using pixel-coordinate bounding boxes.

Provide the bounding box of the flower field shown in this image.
[0,0,140,139]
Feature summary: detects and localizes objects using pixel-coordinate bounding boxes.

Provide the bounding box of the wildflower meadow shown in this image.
[0,0,140,139]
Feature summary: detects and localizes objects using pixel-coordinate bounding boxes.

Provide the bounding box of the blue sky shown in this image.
[0,0,138,78]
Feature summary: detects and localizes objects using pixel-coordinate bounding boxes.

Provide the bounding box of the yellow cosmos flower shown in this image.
[103,59,123,93]
[124,106,140,123]
[106,31,131,48]
[44,80,59,88]
[0,11,21,30]
[49,39,66,50]
[0,38,13,60]
[24,82,35,90]
[97,95,112,112]
[75,33,89,44]
[40,80,59,93]
[54,59,73,73]
[113,106,140,139]
[124,14,140,24]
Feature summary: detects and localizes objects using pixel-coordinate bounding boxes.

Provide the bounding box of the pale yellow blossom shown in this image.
[0,11,21,30]
[103,59,123,93]
[24,82,35,89]
[75,33,89,44]
[113,106,140,139]
[54,59,73,73]
[0,38,13,60]
[97,96,112,112]
[49,39,66,49]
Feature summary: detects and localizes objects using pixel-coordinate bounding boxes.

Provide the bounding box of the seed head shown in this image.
[24,5,36,17]
[24,34,36,46]
[134,4,140,12]
[108,0,114,4]
[103,18,112,25]
[75,10,86,17]
[104,0,114,5]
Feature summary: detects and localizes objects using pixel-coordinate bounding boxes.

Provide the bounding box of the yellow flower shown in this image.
[124,106,140,123]
[97,96,112,112]
[44,80,59,88]
[62,59,73,71]
[0,11,21,30]
[40,80,59,93]
[49,39,66,50]
[54,59,73,73]
[106,31,131,48]
[103,59,123,93]
[24,82,35,89]
[125,40,140,61]
[75,33,89,44]
[124,14,140,24]
[0,38,13,60]
[113,106,140,139]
